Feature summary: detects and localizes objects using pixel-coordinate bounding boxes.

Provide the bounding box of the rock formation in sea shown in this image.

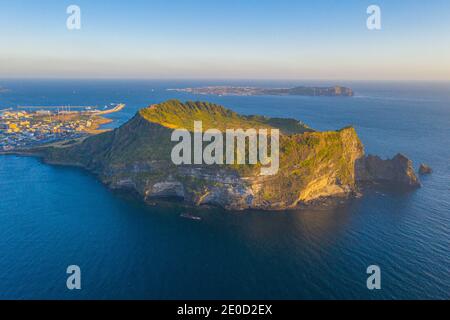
[419,163,433,175]
[29,100,420,210]
[356,154,421,189]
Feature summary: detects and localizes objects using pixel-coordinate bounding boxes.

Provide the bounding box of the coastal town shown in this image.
[0,104,124,151]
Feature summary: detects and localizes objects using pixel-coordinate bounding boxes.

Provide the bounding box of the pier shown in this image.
[92,103,125,115]
[16,103,125,115]
[17,106,96,112]
[15,103,125,116]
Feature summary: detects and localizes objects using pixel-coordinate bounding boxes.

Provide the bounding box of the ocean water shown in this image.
[0,79,449,299]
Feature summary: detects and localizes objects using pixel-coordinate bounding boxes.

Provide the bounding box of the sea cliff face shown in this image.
[356,154,421,189]
[34,100,420,210]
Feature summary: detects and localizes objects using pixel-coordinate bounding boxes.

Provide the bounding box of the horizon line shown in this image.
[1,77,450,83]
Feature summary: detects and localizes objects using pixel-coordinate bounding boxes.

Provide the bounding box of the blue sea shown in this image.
[0,79,449,299]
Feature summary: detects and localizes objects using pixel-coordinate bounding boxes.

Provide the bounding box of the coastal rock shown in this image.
[419,163,432,175]
[146,181,185,198]
[34,100,420,210]
[356,154,421,189]
[113,178,136,189]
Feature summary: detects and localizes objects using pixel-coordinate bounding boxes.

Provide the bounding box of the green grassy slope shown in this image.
[37,100,364,208]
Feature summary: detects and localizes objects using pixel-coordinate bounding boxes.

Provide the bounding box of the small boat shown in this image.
[180,213,202,221]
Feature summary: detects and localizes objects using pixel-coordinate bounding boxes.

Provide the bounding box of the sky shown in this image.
[1,0,450,80]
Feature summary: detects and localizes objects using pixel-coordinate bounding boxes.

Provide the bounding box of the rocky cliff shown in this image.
[34,100,420,210]
[356,154,421,189]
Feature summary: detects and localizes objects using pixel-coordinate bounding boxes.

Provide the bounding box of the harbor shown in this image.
[0,104,125,151]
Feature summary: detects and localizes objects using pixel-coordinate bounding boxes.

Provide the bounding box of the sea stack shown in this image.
[419,163,432,175]
[356,153,421,189]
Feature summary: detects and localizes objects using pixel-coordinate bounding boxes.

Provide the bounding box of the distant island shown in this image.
[0,86,11,93]
[9,99,421,211]
[169,85,354,97]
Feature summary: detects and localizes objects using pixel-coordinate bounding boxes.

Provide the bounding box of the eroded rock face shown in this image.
[101,127,364,210]
[147,181,185,198]
[356,154,421,189]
